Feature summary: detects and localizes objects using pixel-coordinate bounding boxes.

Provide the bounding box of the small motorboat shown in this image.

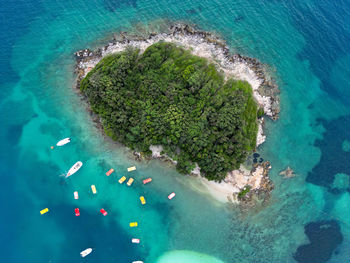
[100,208,107,216]
[80,248,92,257]
[118,176,126,184]
[56,137,71,146]
[127,178,134,186]
[131,238,140,244]
[106,168,114,176]
[132,261,143,263]
[143,178,152,185]
[40,208,49,215]
[75,208,80,216]
[168,192,176,200]
[66,161,83,178]
[127,166,136,172]
[91,185,97,194]
[140,196,146,205]
[129,222,138,227]
[74,191,79,199]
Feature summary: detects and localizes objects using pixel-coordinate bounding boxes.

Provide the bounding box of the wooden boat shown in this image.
[127,178,134,186]
[75,208,80,216]
[118,176,126,184]
[100,208,108,216]
[129,222,138,227]
[40,208,49,215]
[140,196,146,205]
[127,166,136,172]
[143,178,152,184]
[91,185,97,194]
[106,168,114,176]
[132,238,140,243]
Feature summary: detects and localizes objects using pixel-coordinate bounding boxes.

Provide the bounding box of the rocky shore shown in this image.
[74,23,279,205]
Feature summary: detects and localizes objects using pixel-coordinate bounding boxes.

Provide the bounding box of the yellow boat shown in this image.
[140,196,146,205]
[129,222,138,227]
[119,176,126,184]
[127,178,134,186]
[40,208,49,215]
[127,166,136,172]
[91,185,97,194]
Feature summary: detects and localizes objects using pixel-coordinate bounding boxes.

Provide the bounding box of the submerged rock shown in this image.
[279,166,296,178]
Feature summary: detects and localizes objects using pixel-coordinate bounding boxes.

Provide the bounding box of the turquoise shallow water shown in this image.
[1,0,350,262]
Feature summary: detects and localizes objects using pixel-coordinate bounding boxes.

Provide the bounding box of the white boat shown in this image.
[66,161,83,178]
[80,248,92,257]
[56,137,71,146]
[168,192,176,200]
[131,238,140,243]
[132,261,143,263]
[74,191,79,199]
[127,166,136,172]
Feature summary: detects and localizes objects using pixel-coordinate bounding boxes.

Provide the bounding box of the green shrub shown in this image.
[238,185,251,199]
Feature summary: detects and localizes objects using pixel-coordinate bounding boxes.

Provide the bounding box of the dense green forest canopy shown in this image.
[80,42,259,180]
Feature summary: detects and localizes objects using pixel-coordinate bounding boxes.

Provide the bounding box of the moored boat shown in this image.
[74,191,79,199]
[40,208,49,215]
[127,178,134,186]
[91,185,97,194]
[106,168,114,176]
[100,208,107,216]
[75,208,80,216]
[127,166,136,172]
[56,137,71,146]
[129,222,138,227]
[66,161,83,178]
[140,196,146,205]
[168,192,176,200]
[80,248,92,257]
[132,238,140,244]
[118,176,126,184]
[143,178,152,184]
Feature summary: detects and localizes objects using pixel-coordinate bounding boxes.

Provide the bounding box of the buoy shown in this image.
[50,146,54,149]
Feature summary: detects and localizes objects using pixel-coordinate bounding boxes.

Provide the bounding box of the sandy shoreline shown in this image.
[74,23,278,204]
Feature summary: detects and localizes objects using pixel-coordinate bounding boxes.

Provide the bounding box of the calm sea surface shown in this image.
[1,0,350,262]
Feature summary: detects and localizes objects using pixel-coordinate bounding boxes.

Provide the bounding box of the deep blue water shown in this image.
[1,0,350,262]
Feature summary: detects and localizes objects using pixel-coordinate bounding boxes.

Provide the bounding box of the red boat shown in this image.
[75,208,80,216]
[106,169,114,176]
[143,178,152,185]
[100,208,108,216]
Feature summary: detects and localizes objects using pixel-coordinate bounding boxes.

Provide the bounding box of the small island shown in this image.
[80,42,258,181]
[75,24,279,203]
